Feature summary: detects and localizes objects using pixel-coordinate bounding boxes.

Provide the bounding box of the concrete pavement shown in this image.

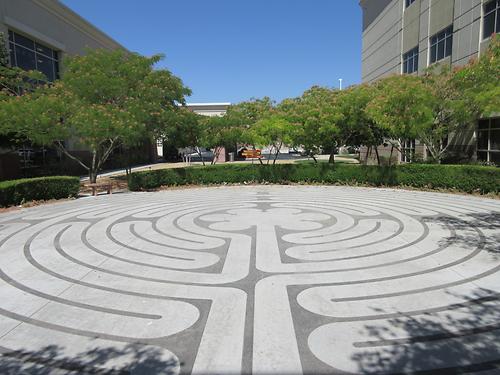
[0,186,499,374]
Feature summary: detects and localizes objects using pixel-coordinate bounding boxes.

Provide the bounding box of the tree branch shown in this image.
[55,141,90,171]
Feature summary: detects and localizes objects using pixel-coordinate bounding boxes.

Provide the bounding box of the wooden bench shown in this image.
[88,183,113,196]
[241,149,262,159]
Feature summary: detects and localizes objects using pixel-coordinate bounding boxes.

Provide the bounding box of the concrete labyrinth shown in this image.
[0,186,499,374]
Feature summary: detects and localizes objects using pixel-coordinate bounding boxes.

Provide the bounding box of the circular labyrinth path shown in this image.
[0,186,499,374]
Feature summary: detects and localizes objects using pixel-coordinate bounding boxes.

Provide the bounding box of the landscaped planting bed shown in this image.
[128,163,500,195]
[0,176,80,207]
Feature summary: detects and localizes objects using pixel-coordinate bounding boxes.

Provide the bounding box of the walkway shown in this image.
[0,186,499,374]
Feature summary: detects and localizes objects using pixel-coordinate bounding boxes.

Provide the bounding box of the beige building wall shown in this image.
[0,0,123,58]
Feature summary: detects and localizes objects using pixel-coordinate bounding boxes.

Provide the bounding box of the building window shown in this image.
[8,30,59,82]
[430,25,453,64]
[403,46,419,74]
[405,0,416,9]
[401,139,416,162]
[483,0,500,39]
[477,118,500,164]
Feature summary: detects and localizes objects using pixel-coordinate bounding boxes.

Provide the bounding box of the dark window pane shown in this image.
[484,12,495,39]
[35,42,53,58]
[36,55,55,82]
[491,118,500,129]
[13,32,34,50]
[497,8,500,33]
[445,35,452,57]
[437,40,445,60]
[485,0,496,14]
[54,60,60,79]
[414,53,419,72]
[477,151,488,161]
[490,152,500,164]
[430,44,437,63]
[478,130,489,149]
[490,129,500,150]
[8,30,14,42]
[478,120,490,130]
[431,35,437,45]
[52,50,59,61]
[15,46,36,71]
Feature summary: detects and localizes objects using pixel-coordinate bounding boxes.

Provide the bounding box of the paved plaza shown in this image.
[0,186,499,374]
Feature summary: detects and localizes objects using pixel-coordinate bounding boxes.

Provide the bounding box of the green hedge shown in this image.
[0,176,81,207]
[128,163,500,194]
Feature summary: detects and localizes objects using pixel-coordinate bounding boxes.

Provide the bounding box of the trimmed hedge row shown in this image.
[0,176,81,207]
[128,163,500,194]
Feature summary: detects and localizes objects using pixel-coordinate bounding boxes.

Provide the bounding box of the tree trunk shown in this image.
[89,170,97,184]
[328,152,335,164]
[311,154,318,163]
[365,146,371,164]
[272,142,282,165]
[374,146,381,166]
[389,145,394,166]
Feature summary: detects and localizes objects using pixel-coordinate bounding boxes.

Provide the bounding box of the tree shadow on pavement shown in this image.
[0,343,178,375]
[432,212,500,257]
[351,289,500,373]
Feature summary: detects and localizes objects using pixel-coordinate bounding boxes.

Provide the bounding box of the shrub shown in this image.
[128,163,500,195]
[0,176,80,207]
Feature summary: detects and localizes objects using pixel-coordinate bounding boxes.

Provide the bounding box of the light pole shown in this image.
[339,78,343,90]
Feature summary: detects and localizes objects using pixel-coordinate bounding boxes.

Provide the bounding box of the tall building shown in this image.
[359,0,499,164]
[0,0,155,179]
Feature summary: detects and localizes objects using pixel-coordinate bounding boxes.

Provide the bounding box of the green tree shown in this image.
[454,34,500,117]
[367,75,432,161]
[252,115,294,164]
[335,84,387,164]
[0,49,190,182]
[417,65,473,162]
[201,114,248,165]
[279,86,342,163]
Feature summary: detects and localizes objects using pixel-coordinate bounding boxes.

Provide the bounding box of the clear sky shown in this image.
[61,0,362,104]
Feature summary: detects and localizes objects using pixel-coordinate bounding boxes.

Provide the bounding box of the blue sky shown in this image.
[61,0,362,104]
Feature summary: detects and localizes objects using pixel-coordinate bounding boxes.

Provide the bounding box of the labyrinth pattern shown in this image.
[0,186,499,374]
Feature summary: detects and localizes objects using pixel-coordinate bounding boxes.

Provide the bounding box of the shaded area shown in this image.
[0,344,178,375]
[433,212,500,256]
[351,285,500,372]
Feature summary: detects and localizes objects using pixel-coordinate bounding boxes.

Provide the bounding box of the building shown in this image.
[0,0,156,180]
[359,0,499,164]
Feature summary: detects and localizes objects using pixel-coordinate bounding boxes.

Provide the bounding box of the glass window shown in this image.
[429,26,453,64]
[491,129,500,150]
[7,30,59,82]
[483,0,500,40]
[406,0,416,8]
[36,55,55,82]
[477,118,500,164]
[490,152,500,164]
[401,139,416,162]
[478,130,489,150]
[15,46,36,71]
[35,42,53,58]
[403,47,419,74]
[478,120,490,130]
[12,32,34,50]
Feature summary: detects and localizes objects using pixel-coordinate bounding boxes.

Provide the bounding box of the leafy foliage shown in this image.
[0,176,80,207]
[0,48,191,182]
[128,163,499,194]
